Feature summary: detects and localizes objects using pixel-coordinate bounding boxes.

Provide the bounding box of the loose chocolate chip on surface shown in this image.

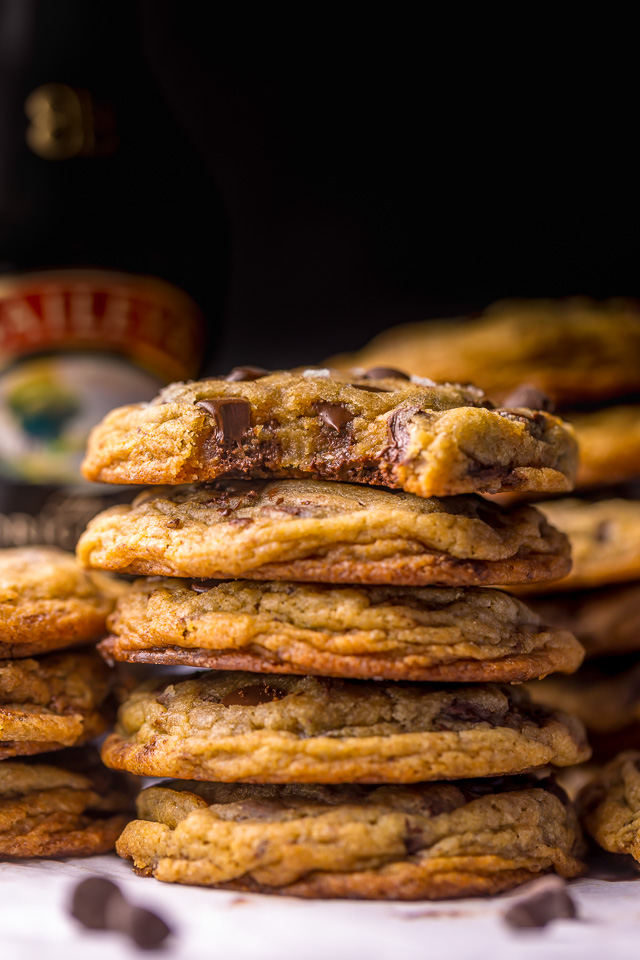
[314,401,354,432]
[225,366,271,381]
[502,384,555,412]
[197,398,252,443]
[503,875,577,929]
[221,684,287,707]
[70,877,122,929]
[363,366,410,380]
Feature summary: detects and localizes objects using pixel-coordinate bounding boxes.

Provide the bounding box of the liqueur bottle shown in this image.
[0,0,227,548]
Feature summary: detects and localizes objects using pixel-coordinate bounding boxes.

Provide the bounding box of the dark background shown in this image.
[141,5,637,372]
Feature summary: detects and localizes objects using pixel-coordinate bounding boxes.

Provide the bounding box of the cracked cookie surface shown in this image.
[0,752,131,857]
[77,480,571,587]
[81,369,577,497]
[0,650,112,760]
[100,672,590,783]
[0,546,124,658]
[116,776,584,899]
[100,578,583,683]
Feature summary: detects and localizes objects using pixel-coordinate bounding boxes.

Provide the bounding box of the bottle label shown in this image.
[0,270,204,546]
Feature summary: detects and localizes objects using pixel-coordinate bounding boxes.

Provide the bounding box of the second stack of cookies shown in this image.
[77,367,590,898]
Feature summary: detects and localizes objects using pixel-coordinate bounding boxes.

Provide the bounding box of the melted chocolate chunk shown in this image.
[221,684,287,707]
[385,405,421,461]
[502,384,555,413]
[434,698,507,730]
[349,383,392,393]
[197,398,252,444]
[363,366,410,380]
[190,579,221,593]
[314,401,354,432]
[225,366,271,382]
[503,876,577,928]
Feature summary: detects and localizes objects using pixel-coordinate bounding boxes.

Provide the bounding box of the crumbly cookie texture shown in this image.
[0,650,112,760]
[569,405,640,489]
[578,751,640,862]
[100,672,590,784]
[0,754,131,857]
[529,584,640,659]
[81,368,578,497]
[77,480,571,587]
[100,578,583,683]
[329,298,640,406]
[0,546,125,658]
[117,777,584,899]
[525,662,640,736]
[525,498,640,592]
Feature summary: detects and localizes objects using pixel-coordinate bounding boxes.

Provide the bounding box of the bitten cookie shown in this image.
[0,752,131,857]
[0,546,124,658]
[81,368,577,497]
[330,298,640,406]
[77,480,571,587]
[100,578,583,683]
[116,776,585,899]
[101,672,590,783]
[578,752,640,863]
[0,650,112,759]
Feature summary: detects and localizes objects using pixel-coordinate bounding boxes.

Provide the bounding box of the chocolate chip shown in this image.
[105,900,172,950]
[503,876,577,929]
[70,877,122,929]
[70,878,172,949]
[385,405,421,461]
[314,401,354,432]
[197,398,252,444]
[221,684,286,707]
[363,367,410,380]
[502,384,555,413]
[348,383,392,393]
[404,821,426,854]
[190,579,221,592]
[225,366,270,381]
[595,520,613,542]
[166,518,182,529]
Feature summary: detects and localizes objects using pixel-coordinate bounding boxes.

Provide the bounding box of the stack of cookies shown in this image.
[335,299,640,873]
[0,546,131,858]
[77,368,590,899]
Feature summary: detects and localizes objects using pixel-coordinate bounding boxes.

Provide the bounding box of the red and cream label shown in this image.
[0,269,204,382]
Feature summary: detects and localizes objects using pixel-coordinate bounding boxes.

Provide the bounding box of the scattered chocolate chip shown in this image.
[503,875,577,929]
[314,401,354,432]
[363,366,410,380]
[197,397,252,444]
[70,877,172,949]
[70,877,122,929]
[225,365,270,381]
[502,384,555,413]
[221,684,287,707]
[190,579,221,592]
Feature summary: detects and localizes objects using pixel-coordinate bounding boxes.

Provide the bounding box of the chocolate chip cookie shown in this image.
[526,498,640,592]
[81,369,578,497]
[77,480,571,587]
[578,751,640,863]
[0,546,125,658]
[116,776,584,899]
[100,672,590,783]
[0,753,131,857]
[0,650,112,760]
[100,578,583,683]
[529,583,640,659]
[569,405,640,489]
[330,297,640,406]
